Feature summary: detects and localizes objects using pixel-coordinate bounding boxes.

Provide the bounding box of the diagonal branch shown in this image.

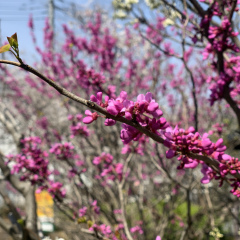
[0,152,30,195]
[0,217,21,240]
[0,60,240,186]
[189,0,205,16]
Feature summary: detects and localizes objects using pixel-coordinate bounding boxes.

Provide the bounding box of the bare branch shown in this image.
[0,217,21,240]
[0,60,239,192]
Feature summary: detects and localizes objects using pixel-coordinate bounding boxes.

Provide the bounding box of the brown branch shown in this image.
[117,182,134,240]
[182,0,198,132]
[185,188,193,239]
[223,85,240,130]
[140,33,182,59]
[0,60,167,145]
[203,185,215,228]
[1,60,240,186]
[189,0,205,16]
[0,152,30,195]
[228,0,238,21]
[121,152,134,187]
[149,154,188,190]
[0,218,21,240]
[0,188,22,223]
[0,102,21,147]
[25,186,38,233]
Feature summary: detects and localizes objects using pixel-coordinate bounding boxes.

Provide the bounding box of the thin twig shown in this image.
[0,60,240,186]
[181,0,198,131]
[117,182,134,240]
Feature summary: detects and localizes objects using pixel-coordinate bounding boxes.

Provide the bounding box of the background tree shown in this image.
[0,1,240,239]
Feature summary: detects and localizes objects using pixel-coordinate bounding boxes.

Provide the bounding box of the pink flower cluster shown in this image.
[50,142,74,160]
[83,90,240,196]
[130,224,144,235]
[205,55,240,105]
[46,181,66,198]
[75,67,106,94]
[164,126,226,163]
[88,222,128,240]
[121,136,149,156]
[164,125,240,195]
[195,1,239,50]
[36,116,49,130]
[89,224,121,240]
[208,73,231,105]
[146,17,166,45]
[7,137,66,198]
[8,137,49,184]
[93,153,123,181]
[91,200,100,215]
[208,123,224,136]
[207,16,238,52]
[84,91,168,144]
[63,13,117,73]
[68,114,91,138]
[78,206,87,217]
[191,1,240,106]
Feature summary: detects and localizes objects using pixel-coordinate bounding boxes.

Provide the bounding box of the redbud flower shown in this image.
[104,118,116,126]
[79,206,87,217]
[83,110,98,124]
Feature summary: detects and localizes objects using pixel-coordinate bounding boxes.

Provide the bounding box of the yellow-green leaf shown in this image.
[7,33,18,48]
[87,220,93,228]
[77,217,87,224]
[0,44,11,53]
[17,218,24,226]
[11,33,18,42]
[115,230,121,239]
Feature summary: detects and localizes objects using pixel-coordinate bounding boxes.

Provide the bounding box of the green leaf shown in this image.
[7,37,13,46]
[7,33,18,48]
[17,218,24,226]
[77,217,87,223]
[11,33,18,43]
[87,220,93,228]
[0,44,11,53]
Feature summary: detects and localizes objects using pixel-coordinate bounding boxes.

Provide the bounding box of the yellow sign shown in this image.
[35,191,54,218]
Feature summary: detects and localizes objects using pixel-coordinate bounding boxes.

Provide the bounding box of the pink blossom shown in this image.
[79,206,87,217]
[83,110,99,124]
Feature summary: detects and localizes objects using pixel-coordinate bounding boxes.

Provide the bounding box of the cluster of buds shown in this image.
[93,152,123,182]
[83,91,240,197]
[8,137,49,184]
[83,91,168,144]
[68,114,91,138]
[8,137,66,198]
[50,142,74,160]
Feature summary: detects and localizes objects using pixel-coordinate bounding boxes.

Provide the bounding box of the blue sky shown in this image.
[0,0,112,62]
